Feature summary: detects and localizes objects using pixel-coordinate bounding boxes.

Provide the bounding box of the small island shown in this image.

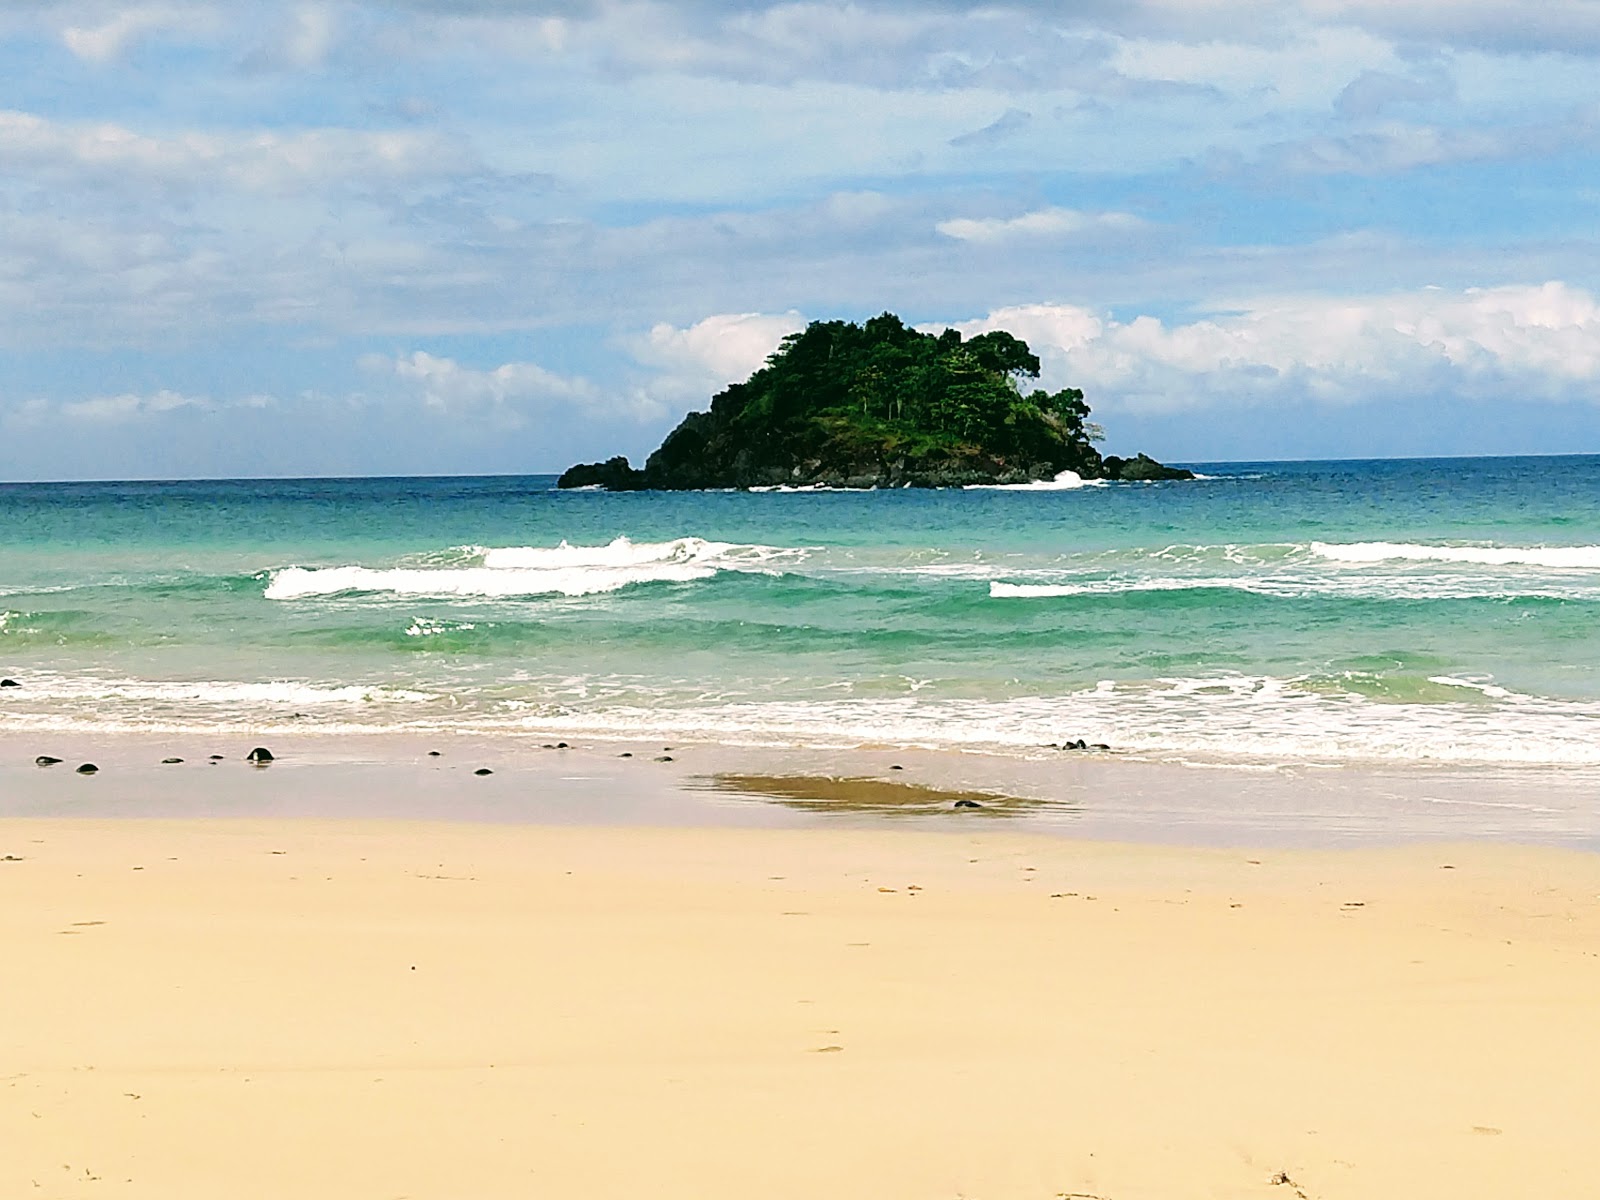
[559,312,1192,490]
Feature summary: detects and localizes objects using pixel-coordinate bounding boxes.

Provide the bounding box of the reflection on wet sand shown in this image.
[692,773,1073,818]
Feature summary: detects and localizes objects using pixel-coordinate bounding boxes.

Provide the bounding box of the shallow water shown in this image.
[2,456,1599,771]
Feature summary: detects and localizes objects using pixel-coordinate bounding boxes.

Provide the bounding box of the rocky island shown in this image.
[559,313,1192,489]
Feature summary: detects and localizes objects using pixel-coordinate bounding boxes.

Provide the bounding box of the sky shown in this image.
[4,0,1600,479]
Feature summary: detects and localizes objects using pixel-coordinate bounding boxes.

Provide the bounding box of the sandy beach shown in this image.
[4,749,1599,1199]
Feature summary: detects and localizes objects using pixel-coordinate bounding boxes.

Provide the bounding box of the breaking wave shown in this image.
[265,537,805,600]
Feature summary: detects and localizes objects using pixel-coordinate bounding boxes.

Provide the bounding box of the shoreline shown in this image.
[4,814,1598,1199]
[4,728,1600,850]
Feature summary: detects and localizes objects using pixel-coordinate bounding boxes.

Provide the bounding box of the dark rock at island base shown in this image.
[76,763,98,775]
[557,456,647,491]
[1102,453,1195,482]
[246,747,274,764]
[0,678,19,687]
[35,755,63,766]
[953,799,984,809]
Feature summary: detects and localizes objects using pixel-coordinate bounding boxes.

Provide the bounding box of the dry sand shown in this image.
[4,809,1599,1200]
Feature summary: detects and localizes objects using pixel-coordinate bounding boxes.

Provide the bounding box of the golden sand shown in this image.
[3,814,1598,1199]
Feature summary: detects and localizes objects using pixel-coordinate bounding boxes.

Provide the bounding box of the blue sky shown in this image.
[4,1,1600,479]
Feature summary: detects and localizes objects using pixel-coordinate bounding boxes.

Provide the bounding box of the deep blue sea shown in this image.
[2,456,1598,768]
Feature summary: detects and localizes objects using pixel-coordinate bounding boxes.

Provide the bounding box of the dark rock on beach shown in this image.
[35,755,62,766]
[0,678,20,687]
[75,763,98,775]
[161,757,184,764]
[473,767,493,776]
[246,746,274,763]
[953,798,984,809]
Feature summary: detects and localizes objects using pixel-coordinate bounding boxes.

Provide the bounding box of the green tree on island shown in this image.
[560,313,1188,489]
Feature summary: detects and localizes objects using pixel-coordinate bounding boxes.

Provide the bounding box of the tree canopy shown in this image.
[558,312,1190,489]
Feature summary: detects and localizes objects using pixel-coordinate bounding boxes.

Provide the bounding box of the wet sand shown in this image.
[4,763,1600,1198]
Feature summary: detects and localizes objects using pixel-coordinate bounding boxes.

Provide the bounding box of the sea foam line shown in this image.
[266,536,805,600]
[1311,541,1600,569]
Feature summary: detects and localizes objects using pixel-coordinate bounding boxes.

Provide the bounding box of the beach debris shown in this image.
[812,1045,844,1053]
[75,763,98,775]
[245,746,274,764]
[1,854,22,862]
[35,755,63,766]
[161,757,183,764]
[473,767,493,776]
[0,678,20,687]
[953,798,984,809]
[1269,1171,1309,1199]
[654,755,674,762]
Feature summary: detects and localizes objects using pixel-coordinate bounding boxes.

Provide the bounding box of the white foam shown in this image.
[266,537,804,601]
[3,674,432,708]
[405,617,476,638]
[494,674,1600,768]
[965,470,1103,491]
[1312,541,1600,569]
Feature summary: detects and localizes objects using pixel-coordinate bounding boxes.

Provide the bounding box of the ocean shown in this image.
[2,455,1598,771]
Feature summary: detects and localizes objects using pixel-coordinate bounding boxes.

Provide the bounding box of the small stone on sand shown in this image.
[473,767,493,776]
[161,757,183,764]
[654,755,673,762]
[427,751,442,757]
[75,763,98,775]
[0,678,20,687]
[35,755,63,766]
[246,747,274,764]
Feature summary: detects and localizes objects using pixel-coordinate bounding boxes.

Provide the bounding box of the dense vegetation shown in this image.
[560,312,1190,489]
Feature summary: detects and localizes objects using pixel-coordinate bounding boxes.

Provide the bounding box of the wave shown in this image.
[266,537,804,600]
[1312,541,1600,569]
[493,674,1600,768]
[965,470,1104,492]
[9,663,1600,768]
[2,674,432,708]
[988,577,1597,601]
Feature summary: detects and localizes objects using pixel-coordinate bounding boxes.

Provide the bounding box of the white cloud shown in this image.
[60,4,219,62]
[362,350,660,423]
[0,109,476,193]
[623,311,807,418]
[954,283,1600,412]
[630,311,805,394]
[282,3,337,68]
[936,207,1146,243]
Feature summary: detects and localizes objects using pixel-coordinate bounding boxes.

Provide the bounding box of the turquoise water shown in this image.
[2,456,1598,766]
